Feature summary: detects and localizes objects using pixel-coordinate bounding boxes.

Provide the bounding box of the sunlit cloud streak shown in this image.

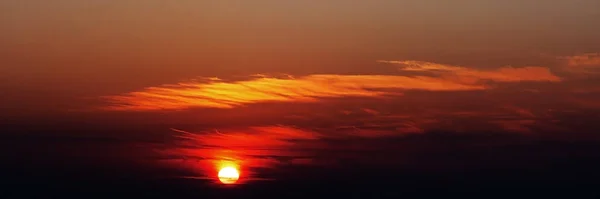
[159,125,337,181]
[378,60,562,83]
[560,53,600,67]
[159,126,320,180]
[103,60,562,111]
[163,124,429,166]
[559,53,600,75]
[103,74,486,110]
[170,126,321,148]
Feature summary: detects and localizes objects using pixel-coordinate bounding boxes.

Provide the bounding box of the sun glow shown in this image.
[218,166,240,184]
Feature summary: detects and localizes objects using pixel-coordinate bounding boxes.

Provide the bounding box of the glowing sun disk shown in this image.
[218,167,240,184]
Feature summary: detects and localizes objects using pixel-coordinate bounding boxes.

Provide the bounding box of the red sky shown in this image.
[1,0,600,181]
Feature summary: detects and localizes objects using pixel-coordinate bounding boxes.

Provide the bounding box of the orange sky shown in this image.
[1,0,600,181]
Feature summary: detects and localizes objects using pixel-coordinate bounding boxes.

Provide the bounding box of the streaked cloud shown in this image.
[159,125,330,181]
[162,123,430,174]
[491,119,536,133]
[562,53,600,67]
[558,53,600,75]
[103,74,486,111]
[160,126,321,180]
[171,126,320,148]
[103,60,562,111]
[378,60,561,83]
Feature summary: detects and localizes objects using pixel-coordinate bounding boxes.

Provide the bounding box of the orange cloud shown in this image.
[562,53,600,67]
[159,126,331,181]
[171,126,321,148]
[559,53,600,75]
[103,60,562,111]
[103,74,485,111]
[379,60,562,83]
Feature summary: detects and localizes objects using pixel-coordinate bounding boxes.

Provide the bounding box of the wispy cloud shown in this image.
[103,60,562,111]
[170,126,320,149]
[103,74,486,111]
[491,119,536,133]
[157,123,427,181]
[140,55,600,181]
[378,60,562,83]
[163,123,429,168]
[160,126,322,181]
[562,53,600,67]
[558,53,600,75]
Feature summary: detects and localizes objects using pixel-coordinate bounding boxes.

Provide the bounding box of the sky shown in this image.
[2,0,600,184]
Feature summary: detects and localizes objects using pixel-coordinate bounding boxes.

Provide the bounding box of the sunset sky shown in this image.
[2,0,600,186]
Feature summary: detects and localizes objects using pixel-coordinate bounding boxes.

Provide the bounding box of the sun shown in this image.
[218,166,240,184]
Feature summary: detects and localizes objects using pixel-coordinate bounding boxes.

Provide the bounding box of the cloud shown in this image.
[102,59,564,111]
[491,119,536,133]
[379,60,562,83]
[103,74,486,111]
[157,124,428,180]
[160,126,322,180]
[170,126,320,148]
[161,122,431,177]
[361,108,380,115]
[562,53,600,67]
[558,53,600,75]
[503,106,536,118]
